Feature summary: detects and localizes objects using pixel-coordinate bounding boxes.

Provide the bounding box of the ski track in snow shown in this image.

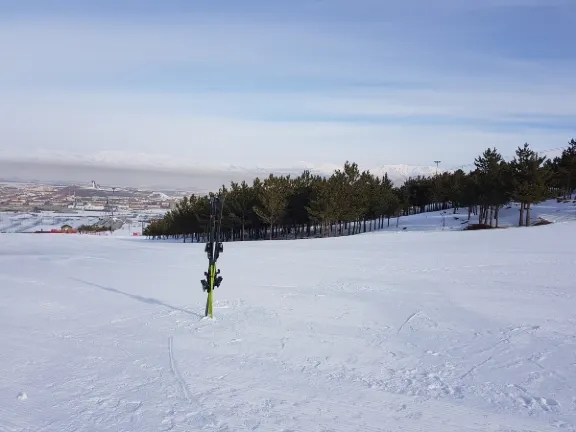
[168,336,193,403]
[1,203,576,431]
[397,310,421,334]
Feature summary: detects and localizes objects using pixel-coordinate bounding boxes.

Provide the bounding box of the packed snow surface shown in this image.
[1,221,575,431]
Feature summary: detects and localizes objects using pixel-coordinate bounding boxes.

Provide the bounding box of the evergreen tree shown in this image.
[510,143,549,226]
[306,177,337,237]
[147,138,573,240]
[227,180,254,241]
[558,139,576,198]
[253,174,290,239]
[474,147,510,227]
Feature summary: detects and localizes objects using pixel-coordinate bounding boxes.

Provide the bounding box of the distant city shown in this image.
[0,179,194,235]
[0,179,182,213]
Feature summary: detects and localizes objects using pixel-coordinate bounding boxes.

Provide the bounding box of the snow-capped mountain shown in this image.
[371,164,441,184]
[300,163,441,185]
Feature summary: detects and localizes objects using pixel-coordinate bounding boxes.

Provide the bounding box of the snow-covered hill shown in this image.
[378,199,576,232]
[1,209,576,431]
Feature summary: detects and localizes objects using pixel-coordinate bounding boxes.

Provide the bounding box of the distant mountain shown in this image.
[296,163,441,185]
[371,164,441,184]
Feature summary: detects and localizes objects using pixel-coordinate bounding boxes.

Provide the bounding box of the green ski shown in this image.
[201,193,225,318]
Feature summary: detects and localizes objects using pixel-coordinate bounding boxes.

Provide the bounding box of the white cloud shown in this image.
[0,11,574,181]
[0,91,571,172]
[0,18,411,83]
[3,87,575,125]
[1,15,573,88]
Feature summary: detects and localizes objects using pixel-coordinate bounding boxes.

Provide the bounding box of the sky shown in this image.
[0,0,575,189]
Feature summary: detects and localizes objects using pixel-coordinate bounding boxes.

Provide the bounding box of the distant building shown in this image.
[84,204,106,211]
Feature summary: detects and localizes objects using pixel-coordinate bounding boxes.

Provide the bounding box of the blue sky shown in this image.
[0,0,574,177]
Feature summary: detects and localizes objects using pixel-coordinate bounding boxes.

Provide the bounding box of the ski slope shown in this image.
[379,199,576,232]
[1,220,575,431]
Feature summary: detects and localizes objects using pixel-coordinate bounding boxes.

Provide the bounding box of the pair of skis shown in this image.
[201,193,225,318]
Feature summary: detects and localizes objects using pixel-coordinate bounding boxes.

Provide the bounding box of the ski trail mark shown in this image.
[168,336,192,402]
[461,355,493,379]
[397,310,421,334]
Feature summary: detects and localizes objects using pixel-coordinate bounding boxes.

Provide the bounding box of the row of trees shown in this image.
[144,139,576,241]
[77,224,113,233]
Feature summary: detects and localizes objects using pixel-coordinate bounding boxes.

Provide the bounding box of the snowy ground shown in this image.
[1,213,576,431]
[0,209,164,234]
[380,199,576,232]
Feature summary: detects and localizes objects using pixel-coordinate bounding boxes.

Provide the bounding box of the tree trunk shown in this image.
[489,206,494,227]
[525,203,531,226]
[495,206,500,228]
[519,202,525,226]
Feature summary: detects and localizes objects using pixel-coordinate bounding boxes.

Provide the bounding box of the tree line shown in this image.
[78,224,113,233]
[143,139,576,241]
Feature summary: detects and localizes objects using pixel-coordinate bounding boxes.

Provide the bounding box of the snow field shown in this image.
[378,199,576,232]
[0,210,154,235]
[0,217,575,431]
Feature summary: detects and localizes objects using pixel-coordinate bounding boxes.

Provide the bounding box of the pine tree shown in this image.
[227,181,254,241]
[147,140,574,240]
[449,169,466,214]
[473,148,510,227]
[510,143,549,226]
[306,177,337,237]
[253,174,290,239]
[559,139,576,198]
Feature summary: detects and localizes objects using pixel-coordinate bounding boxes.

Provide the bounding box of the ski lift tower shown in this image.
[434,160,441,176]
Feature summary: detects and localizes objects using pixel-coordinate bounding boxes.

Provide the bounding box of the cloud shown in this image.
[1,8,573,88]
[0,2,574,185]
[0,93,571,171]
